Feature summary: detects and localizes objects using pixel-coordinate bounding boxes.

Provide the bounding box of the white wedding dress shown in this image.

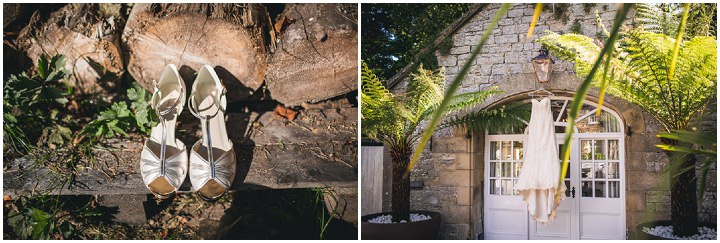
[515,97,566,223]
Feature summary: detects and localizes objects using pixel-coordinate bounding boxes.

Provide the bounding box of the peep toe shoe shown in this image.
[188,65,236,201]
[140,64,188,199]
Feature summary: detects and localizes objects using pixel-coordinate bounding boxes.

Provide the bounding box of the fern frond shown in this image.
[439,102,531,134]
[539,28,716,132]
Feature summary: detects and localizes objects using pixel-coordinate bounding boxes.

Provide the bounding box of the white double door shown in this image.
[484,133,625,240]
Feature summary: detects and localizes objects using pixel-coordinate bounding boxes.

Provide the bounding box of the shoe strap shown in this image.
[188,86,227,120]
[151,80,185,116]
[150,80,185,175]
[188,85,227,175]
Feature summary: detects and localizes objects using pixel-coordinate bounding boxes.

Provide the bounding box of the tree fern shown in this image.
[633,3,680,36]
[537,29,716,132]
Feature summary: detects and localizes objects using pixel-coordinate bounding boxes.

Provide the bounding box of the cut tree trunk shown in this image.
[122,3,271,101]
[266,3,357,106]
[13,3,126,94]
[670,152,699,236]
[390,148,411,222]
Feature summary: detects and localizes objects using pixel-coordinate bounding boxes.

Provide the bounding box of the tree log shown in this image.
[14,3,126,94]
[266,3,358,106]
[122,3,270,100]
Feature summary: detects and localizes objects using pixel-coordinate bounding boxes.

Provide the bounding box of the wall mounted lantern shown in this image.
[531,47,554,83]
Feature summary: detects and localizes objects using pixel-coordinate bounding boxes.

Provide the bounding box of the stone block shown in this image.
[626,190,645,211]
[455,152,472,170]
[476,56,499,65]
[456,186,472,206]
[626,134,660,153]
[524,7,536,16]
[495,34,518,44]
[451,46,470,55]
[508,64,524,74]
[432,136,470,153]
[438,170,471,187]
[504,52,522,64]
[491,65,510,75]
[626,170,669,191]
[443,205,471,224]
[622,108,645,134]
[645,190,670,203]
[508,9,525,18]
[438,55,458,67]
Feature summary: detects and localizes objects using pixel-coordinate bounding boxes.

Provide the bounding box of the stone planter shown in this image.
[361,210,441,240]
[636,220,717,240]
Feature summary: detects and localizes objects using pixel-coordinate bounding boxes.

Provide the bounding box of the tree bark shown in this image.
[670,152,699,237]
[266,3,357,106]
[122,3,271,101]
[390,146,411,222]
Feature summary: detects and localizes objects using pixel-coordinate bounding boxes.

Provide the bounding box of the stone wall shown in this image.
[383,3,716,240]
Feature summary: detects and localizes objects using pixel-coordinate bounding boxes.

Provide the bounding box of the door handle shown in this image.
[571,186,576,198]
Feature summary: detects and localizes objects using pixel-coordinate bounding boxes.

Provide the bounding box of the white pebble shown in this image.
[367,213,433,224]
[642,225,717,240]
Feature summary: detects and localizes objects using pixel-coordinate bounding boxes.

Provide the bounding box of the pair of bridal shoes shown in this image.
[140,64,236,201]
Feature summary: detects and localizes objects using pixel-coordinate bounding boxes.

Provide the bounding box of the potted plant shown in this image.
[360,62,528,239]
[539,10,717,238]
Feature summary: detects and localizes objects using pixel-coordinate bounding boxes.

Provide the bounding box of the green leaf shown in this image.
[46,125,72,149]
[28,208,52,240]
[39,86,69,105]
[37,54,49,80]
[127,87,145,102]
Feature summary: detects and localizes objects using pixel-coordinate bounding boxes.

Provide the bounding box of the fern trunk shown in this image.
[670,152,699,237]
[390,146,411,222]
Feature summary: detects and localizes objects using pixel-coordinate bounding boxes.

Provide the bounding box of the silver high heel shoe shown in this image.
[140,64,188,199]
[188,65,236,201]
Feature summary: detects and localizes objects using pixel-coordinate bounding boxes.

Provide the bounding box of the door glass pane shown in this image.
[513,141,524,160]
[594,140,606,160]
[490,179,499,194]
[490,141,500,160]
[600,110,621,133]
[608,140,619,160]
[501,179,513,195]
[594,162,606,179]
[558,144,565,160]
[581,140,592,160]
[582,163,593,178]
[595,181,606,197]
[501,162,512,177]
[582,181,593,197]
[490,162,499,177]
[608,162,620,179]
[502,141,512,160]
[513,162,523,177]
[608,181,620,198]
[513,180,519,195]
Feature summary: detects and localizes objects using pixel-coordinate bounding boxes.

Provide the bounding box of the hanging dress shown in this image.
[515,97,566,223]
